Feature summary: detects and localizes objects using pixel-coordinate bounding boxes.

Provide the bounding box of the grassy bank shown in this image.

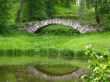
[0,25,110,51]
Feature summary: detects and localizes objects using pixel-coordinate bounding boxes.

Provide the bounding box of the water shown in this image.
[0,65,84,82]
[0,52,88,82]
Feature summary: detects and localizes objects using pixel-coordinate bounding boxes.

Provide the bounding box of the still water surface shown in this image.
[0,65,83,82]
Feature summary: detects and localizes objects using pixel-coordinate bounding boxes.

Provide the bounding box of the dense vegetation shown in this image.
[82,45,110,82]
[0,0,110,52]
[0,0,110,27]
[0,0,110,82]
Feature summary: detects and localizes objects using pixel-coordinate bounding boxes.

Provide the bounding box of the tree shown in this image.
[0,0,12,32]
[16,0,24,23]
[22,0,48,22]
[59,0,73,8]
[78,0,86,21]
[94,0,100,25]
[0,0,9,25]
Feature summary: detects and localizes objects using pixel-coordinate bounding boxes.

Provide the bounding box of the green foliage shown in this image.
[0,0,110,26]
[85,0,95,8]
[45,0,55,18]
[99,0,110,15]
[77,0,110,25]
[22,0,48,22]
[0,0,19,33]
[0,0,19,24]
[82,45,110,82]
[78,0,86,19]
[21,0,76,22]
[0,0,11,26]
[58,0,73,8]
[30,0,47,20]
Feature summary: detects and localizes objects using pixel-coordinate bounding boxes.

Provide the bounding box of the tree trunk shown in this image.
[95,15,100,25]
[15,0,24,23]
[95,0,100,26]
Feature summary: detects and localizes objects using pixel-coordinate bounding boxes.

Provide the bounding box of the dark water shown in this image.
[0,65,82,82]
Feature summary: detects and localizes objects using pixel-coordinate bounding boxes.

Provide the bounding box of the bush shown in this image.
[82,45,110,82]
[0,0,18,33]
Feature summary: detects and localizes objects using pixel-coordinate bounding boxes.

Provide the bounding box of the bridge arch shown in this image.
[24,19,97,34]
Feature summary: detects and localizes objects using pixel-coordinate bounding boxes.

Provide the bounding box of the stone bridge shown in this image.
[23,19,100,33]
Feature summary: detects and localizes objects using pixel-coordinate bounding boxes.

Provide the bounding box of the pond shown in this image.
[0,50,89,82]
[0,64,90,82]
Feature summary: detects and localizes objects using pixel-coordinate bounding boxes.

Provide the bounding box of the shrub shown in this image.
[82,45,110,82]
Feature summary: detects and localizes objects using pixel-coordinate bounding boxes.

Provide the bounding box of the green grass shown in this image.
[0,25,110,52]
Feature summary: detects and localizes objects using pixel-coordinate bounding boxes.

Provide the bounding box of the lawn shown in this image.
[0,25,110,52]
